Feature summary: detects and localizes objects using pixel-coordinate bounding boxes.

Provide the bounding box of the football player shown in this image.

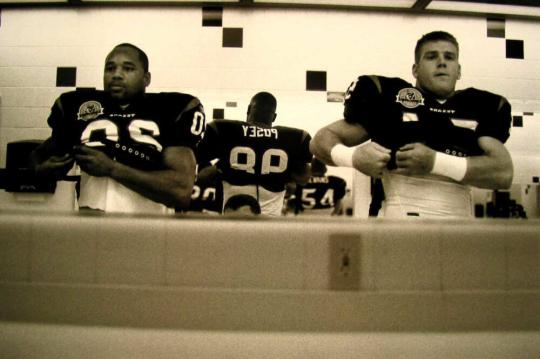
[30,43,205,214]
[223,194,262,216]
[310,31,513,219]
[196,92,312,217]
[292,158,347,216]
[188,162,223,214]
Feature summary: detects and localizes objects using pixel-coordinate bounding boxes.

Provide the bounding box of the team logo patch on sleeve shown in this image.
[77,101,104,121]
[396,88,424,109]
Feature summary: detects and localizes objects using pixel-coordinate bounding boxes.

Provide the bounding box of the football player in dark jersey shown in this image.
[310,31,513,219]
[188,161,223,214]
[196,92,312,216]
[291,158,347,216]
[30,43,205,214]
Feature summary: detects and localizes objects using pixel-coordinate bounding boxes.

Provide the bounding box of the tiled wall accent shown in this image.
[55,67,77,87]
[212,108,224,120]
[506,39,525,59]
[202,6,223,27]
[0,7,539,187]
[487,17,505,38]
[222,27,243,48]
[306,70,327,91]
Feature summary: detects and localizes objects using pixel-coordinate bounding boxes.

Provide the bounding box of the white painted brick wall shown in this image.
[0,6,539,187]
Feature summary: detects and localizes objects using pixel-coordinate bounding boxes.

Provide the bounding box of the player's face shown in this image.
[412,40,461,99]
[103,47,150,103]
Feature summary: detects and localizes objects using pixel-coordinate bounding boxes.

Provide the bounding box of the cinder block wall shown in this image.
[0,6,539,187]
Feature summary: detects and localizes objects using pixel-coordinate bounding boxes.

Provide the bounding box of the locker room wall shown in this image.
[0,6,539,188]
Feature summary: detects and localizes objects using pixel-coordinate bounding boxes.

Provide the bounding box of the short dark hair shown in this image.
[251,92,277,109]
[414,31,459,63]
[247,91,277,126]
[224,194,261,215]
[112,43,149,72]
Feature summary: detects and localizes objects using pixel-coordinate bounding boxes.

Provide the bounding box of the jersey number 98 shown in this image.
[230,146,288,174]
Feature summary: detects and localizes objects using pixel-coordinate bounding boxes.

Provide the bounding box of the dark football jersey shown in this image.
[294,174,347,211]
[197,119,312,192]
[47,89,205,171]
[189,175,223,213]
[344,75,511,169]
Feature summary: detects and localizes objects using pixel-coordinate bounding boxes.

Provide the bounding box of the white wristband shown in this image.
[430,152,467,182]
[330,144,355,167]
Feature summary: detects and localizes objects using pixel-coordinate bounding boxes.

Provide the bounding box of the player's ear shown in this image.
[412,63,418,79]
[272,113,277,123]
[144,72,151,87]
[457,64,461,80]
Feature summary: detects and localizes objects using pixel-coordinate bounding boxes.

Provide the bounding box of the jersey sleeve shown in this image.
[165,95,206,150]
[46,93,78,155]
[343,75,384,133]
[195,120,220,165]
[475,95,512,144]
[297,130,313,163]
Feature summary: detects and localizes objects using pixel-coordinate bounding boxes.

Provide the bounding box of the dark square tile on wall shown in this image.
[223,28,243,48]
[512,116,523,127]
[213,108,224,120]
[56,67,77,87]
[306,71,327,91]
[506,39,524,59]
[202,6,223,27]
[487,18,505,38]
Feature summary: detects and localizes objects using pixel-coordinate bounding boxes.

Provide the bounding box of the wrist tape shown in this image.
[330,144,355,167]
[430,152,467,182]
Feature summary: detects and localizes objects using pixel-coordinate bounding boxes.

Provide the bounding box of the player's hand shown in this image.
[352,142,391,178]
[395,143,435,175]
[34,154,74,179]
[74,145,116,177]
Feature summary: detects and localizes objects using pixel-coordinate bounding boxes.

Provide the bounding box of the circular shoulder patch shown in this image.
[395,88,425,109]
[77,101,104,121]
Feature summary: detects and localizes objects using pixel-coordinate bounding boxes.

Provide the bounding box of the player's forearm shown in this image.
[461,137,513,190]
[310,129,342,166]
[463,154,513,189]
[109,162,194,208]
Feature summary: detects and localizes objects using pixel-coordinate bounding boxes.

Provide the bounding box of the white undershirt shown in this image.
[381,171,474,219]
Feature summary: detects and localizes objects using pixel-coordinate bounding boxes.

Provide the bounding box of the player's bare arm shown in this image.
[310,119,365,164]
[463,136,513,189]
[310,119,391,178]
[395,137,513,189]
[75,145,196,208]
